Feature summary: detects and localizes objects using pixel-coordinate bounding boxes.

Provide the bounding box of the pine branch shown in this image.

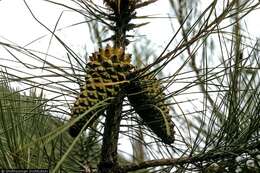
[97,93,124,173]
[120,140,260,172]
[97,1,156,172]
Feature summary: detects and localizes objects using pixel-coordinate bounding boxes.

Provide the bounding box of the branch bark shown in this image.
[97,93,124,173]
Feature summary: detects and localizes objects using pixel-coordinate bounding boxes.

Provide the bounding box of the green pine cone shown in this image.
[69,45,134,137]
[125,73,175,144]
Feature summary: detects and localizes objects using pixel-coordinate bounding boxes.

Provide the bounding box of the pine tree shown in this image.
[0,0,259,172]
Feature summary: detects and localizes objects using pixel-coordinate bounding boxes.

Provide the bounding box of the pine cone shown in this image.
[69,45,134,137]
[125,73,175,144]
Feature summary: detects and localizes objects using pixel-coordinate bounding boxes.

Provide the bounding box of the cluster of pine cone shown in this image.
[69,45,175,144]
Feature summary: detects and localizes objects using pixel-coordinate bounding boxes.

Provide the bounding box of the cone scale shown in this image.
[125,74,175,144]
[69,45,134,137]
[69,45,175,144]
